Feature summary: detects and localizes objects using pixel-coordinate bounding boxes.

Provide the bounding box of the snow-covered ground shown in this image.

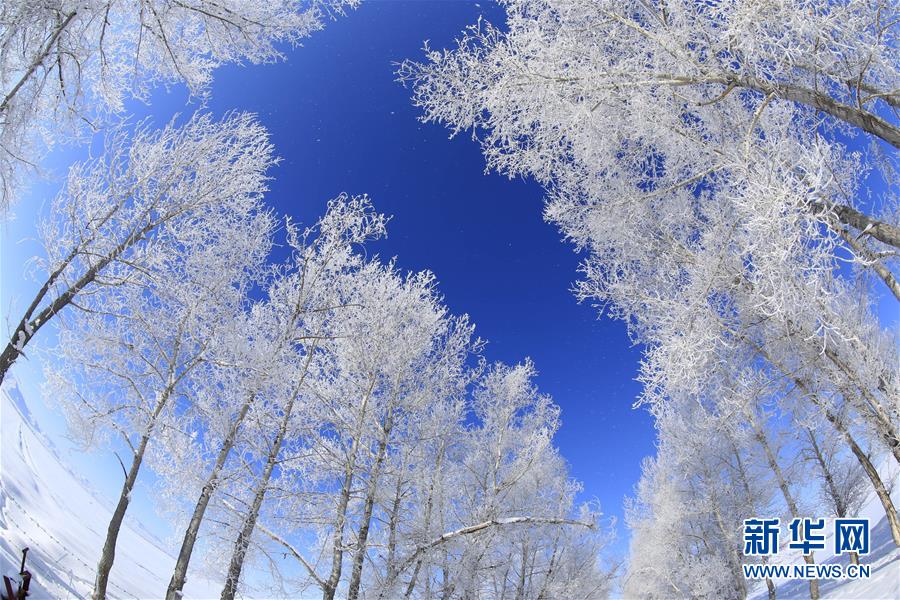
[2,378,898,599]
[0,381,222,599]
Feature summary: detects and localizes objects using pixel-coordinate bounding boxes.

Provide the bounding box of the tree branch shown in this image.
[390,516,594,587]
[1,11,77,114]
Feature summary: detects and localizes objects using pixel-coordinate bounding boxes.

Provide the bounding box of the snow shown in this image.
[0,381,222,599]
[748,460,900,600]
[13,331,26,352]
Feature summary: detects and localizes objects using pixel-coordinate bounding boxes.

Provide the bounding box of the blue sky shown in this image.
[1,0,655,559]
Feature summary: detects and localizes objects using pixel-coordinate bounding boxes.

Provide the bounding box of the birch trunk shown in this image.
[749,340,900,538]
[805,428,848,517]
[219,338,320,600]
[821,346,900,465]
[166,398,252,599]
[514,543,528,600]
[831,417,900,546]
[92,387,171,599]
[809,393,900,546]
[712,503,747,600]
[535,534,561,600]
[0,217,158,386]
[401,445,445,599]
[347,411,394,600]
[747,410,819,600]
[220,394,293,600]
[730,441,776,599]
[323,377,377,600]
[381,454,408,598]
[322,466,353,600]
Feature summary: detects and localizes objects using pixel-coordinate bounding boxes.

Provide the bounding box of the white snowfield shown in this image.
[1,380,898,600]
[0,382,222,599]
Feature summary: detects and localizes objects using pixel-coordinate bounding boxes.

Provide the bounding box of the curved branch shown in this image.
[256,520,327,591]
[390,516,594,588]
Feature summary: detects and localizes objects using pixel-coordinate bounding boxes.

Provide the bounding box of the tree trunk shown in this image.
[713,504,747,600]
[732,75,900,148]
[402,445,445,599]
[830,222,900,300]
[536,535,561,600]
[347,411,394,600]
[166,398,251,599]
[323,377,377,600]
[514,543,528,600]
[440,563,454,600]
[729,441,776,599]
[766,575,777,600]
[380,461,406,599]
[748,410,820,600]
[0,338,25,387]
[93,387,171,599]
[821,347,900,465]
[323,467,353,600]
[805,428,847,517]
[701,461,747,600]
[825,202,900,251]
[835,418,900,547]
[802,383,900,548]
[92,433,149,600]
[750,342,900,544]
[736,297,899,469]
[220,395,294,600]
[648,70,900,147]
[219,340,320,600]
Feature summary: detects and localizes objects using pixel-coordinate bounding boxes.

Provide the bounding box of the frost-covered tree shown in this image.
[0,0,359,213]
[399,8,899,404]
[166,266,611,599]
[212,253,478,600]
[400,0,898,257]
[801,419,869,565]
[347,364,603,600]
[381,361,612,600]
[625,454,736,599]
[46,173,272,599]
[804,426,868,524]
[0,112,276,386]
[626,389,813,600]
[627,403,746,599]
[638,275,900,547]
[312,266,475,600]
[152,195,387,600]
[215,199,398,600]
[401,1,899,567]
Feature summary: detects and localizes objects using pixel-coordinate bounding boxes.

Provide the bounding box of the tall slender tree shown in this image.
[47,169,272,599]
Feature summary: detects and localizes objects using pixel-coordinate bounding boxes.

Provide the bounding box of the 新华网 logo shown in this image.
[740,517,871,581]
